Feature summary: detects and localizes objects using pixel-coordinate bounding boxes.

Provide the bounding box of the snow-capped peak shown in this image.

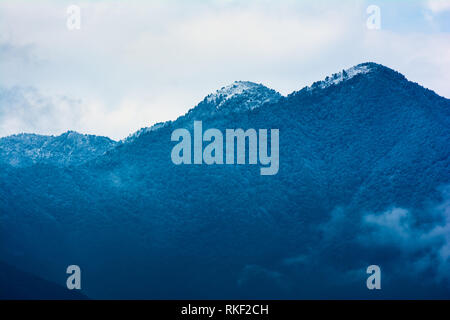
[308,63,374,91]
[199,81,281,114]
[206,81,262,106]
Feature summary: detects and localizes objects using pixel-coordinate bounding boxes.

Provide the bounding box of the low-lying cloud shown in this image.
[242,186,450,296]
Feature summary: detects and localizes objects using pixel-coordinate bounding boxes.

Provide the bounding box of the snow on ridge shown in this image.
[206,81,261,106]
[122,82,273,144]
[0,130,116,167]
[309,64,373,91]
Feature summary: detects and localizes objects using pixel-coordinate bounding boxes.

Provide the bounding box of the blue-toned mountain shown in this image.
[0,131,116,167]
[0,63,449,299]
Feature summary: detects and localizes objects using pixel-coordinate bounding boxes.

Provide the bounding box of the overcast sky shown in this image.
[1,0,449,140]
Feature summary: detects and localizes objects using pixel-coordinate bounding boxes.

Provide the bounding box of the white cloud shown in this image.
[0,86,83,137]
[427,0,450,13]
[360,187,450,283]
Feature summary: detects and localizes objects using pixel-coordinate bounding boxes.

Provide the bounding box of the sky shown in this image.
[0,0,449,140]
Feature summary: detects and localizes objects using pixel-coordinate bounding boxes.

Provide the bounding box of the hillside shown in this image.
[0,62,449,299]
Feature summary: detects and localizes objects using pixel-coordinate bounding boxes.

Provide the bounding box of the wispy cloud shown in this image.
[0,86,82,137]
[271,185,450,294]
[427,0,450,13]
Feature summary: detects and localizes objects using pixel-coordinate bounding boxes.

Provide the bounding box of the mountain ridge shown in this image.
[0,62,449,299]
[0,130,116,167]
[0,62,444,150]
[2,62,448,168]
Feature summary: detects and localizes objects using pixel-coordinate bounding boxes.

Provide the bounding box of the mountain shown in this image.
[0,131,116,167]
[123,81,281,143]
[184,80,282,118]
[0,62,449,299]
[306,62,372,90]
